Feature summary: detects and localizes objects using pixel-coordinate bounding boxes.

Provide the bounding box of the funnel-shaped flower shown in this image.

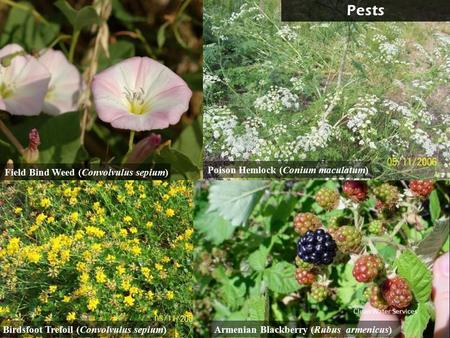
[92,57,192,131]
[0,44,50,116]
[38,49,82,115]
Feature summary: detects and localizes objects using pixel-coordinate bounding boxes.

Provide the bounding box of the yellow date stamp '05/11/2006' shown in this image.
[386,156,438,168]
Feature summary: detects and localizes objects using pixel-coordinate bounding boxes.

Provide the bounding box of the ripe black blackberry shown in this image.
[297,229,337,265]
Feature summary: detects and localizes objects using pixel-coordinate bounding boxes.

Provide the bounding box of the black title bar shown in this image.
[281,0,450,21]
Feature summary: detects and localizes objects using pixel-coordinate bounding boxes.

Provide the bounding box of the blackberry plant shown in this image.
[194,180,449,338]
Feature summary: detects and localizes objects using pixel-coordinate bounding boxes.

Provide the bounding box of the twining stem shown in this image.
[80,1,111,145]
[390,218,407,238]
[351,203,362,230]
[48,34,72,50]
[128,131,135,154]
[366,238,378,255]
[68,30,80,63]
[80,33,101,145]
[115,30,156,58]
[177,0,192,16]
[121,131,135,164]
[0,119,24,154]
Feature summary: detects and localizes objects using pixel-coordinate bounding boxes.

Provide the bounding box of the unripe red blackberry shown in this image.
[293,212,321,235]
[409,180,434,197]
[334,226,362,254]
[295,256,314,271]
[373,183,399,209]
[315,188,340,210]
[352,255,384,283]
[368,220,385,235]
[327,216,346,237]
[366,284,389,310]
[381,277,412,309]
[342,181,368,202]
[328,216,342,229]
[310,282,329,302]
[295,268,316,285]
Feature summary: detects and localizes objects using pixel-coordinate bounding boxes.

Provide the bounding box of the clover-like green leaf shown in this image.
[55,0,100,31]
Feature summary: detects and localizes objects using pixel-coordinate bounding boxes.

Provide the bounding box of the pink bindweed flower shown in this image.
[92,56,192,131]
[0,44,50,116]
[38,49,82,115]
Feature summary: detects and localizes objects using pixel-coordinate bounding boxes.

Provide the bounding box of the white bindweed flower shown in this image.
[38,49,82,115]
[0,44,50,116]
[92,56,192,131]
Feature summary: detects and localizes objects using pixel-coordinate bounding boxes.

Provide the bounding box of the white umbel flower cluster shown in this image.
[276,25,298,41]
[254,86,300,113]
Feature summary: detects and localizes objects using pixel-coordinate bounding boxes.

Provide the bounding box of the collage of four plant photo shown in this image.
[0,0,449,337]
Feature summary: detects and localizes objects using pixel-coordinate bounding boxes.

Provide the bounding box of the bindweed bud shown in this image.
[126,133,162,163]
[0,50,26,67]
[22,128,40,163]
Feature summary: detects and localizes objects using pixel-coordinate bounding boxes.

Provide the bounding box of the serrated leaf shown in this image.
[429,190,441,222]
[271,302,284,321]
[337,286,356,304]
[247,295,266,320]
[270,195,297,226]
[443,235,449,252]
[212,267,246,309]
[194,209,235,245]
[396,250,432,303]
[416,219,449,265]
[402,303,430,338]
[208,181,268,226]
[425,301,436,321]
[340,261,359,286]
[212,300,231,320]
[220,280,246,309]
[248,244,270,271]
[376,243,397,264]
[264,262,300,294]
[230,295,266,321]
